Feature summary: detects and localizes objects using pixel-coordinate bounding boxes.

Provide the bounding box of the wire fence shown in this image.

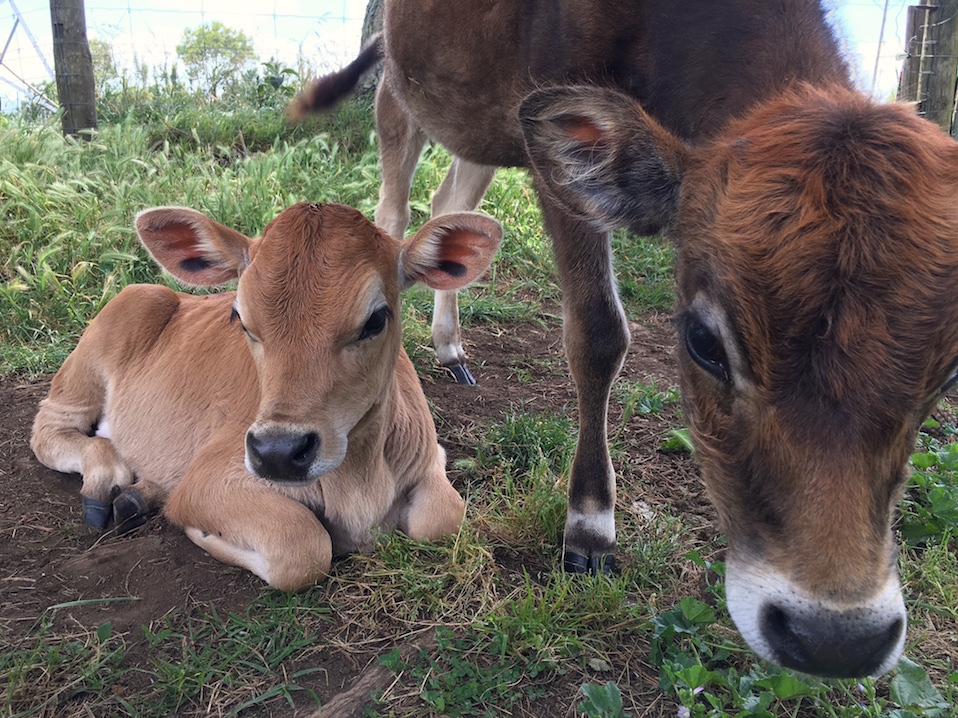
[0,1,924,110]
[1,1,367,109]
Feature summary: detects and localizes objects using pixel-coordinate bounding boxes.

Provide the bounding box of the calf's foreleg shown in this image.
[540,193,629,574]
[165,435,333,591]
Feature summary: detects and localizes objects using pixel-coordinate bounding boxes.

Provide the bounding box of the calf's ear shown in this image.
[135,207,253,286]
[519,85,690,236]
[399,212,503,291]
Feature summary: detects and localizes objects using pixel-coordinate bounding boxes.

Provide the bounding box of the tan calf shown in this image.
[32,202,501,590]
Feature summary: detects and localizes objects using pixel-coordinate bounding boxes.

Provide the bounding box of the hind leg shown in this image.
[374,77,427,237]
[429,158,497,384]
[32,358,135,527]
[401,447,466,541]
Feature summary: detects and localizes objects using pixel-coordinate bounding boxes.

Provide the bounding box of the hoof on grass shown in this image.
[563,550,616,576]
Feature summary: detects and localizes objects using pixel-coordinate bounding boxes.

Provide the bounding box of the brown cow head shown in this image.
[520,84,958,677]
[136,203,501,484]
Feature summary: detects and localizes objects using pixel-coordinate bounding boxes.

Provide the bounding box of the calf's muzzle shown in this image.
[246,428,320,482]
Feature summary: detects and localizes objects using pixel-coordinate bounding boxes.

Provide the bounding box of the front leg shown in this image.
[165,436,333,591]
[539,191,629,574]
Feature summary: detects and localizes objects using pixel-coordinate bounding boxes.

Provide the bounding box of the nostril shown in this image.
[291,432,319,468]
[761,603,905,678]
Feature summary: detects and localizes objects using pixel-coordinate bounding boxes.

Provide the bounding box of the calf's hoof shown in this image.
[82,496,112,529]
[113,488,153,533]
[564,550,616,576]
[446,362,476,385]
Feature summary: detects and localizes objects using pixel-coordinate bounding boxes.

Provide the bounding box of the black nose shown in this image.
[246,430,320,482]
[761,603,904,678]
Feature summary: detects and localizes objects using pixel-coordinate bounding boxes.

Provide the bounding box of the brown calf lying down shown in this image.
[31,203,502,591]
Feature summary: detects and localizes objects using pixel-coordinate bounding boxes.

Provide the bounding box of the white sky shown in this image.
[1,1,908,110]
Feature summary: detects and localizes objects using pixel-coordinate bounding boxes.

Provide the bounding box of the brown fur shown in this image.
[292,1,958,676]
[675,86,958,591]
[32,203,501,591]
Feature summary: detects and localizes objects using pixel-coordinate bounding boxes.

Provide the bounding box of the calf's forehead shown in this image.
[239,203,398,330]
[675,88,958,417]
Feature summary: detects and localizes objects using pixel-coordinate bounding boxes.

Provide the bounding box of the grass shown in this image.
[2,90,957,717]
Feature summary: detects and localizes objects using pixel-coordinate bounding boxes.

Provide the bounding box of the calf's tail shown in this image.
[288,33,383,117]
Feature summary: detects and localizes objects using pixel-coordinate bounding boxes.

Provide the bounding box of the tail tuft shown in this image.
[288,33,383,119]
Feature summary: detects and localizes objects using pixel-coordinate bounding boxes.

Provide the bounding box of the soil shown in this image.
[0,312,715,717]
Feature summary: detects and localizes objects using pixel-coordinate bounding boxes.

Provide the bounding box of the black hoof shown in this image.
[113,489,152,533]
[564,551,616,576]
[82,496,112,529]
[446,363,476,385]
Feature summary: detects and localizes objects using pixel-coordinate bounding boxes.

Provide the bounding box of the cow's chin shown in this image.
[724,556,906,679]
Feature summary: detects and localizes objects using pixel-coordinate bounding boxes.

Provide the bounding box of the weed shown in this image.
[579,681,631,718]
[902,422,958,546]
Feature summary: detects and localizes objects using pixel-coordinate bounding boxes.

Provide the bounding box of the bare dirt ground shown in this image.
[0,313,717,716]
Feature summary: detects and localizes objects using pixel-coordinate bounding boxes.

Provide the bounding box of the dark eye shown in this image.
[359,305,392,340]
[685,315,730,382]
[230,306,255,340]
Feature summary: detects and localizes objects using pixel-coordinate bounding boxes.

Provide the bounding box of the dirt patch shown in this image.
[0,314,710,716]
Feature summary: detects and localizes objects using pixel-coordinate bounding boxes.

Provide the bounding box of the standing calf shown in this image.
[32,202,502,591]
[292,0,958,677]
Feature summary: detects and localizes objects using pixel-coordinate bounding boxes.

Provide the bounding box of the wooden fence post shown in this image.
[898,5,924,103]
[49,0,97,138]
[934,0,958,135]
[922,0,958,135]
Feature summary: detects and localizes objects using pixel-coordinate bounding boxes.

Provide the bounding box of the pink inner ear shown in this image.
[153,221,201,253]
[420,227,498,290]
[140,218,236,285]
[140,221,201,268]
[440,229,477,265]
[557,116,604,144]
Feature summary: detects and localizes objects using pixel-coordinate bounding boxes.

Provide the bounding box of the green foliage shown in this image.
[142,597,327,715]
[612,229,675,315]
[381,627,548,716]
[1,603,131,716]
[579,681,631,718]
[88,37,120,90]
[176,22,256,98]
[643,572,953,717]
[478,406,575,478]
[902,421,958,546]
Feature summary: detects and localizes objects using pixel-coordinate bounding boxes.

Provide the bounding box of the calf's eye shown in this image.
[685,316,730,383]
[359,305,392,340]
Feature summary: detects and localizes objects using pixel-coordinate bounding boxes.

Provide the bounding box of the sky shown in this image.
[1,1,909,110]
